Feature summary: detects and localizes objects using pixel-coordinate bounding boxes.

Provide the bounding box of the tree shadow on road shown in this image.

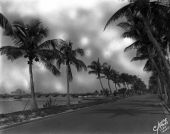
[82,98,169,118]
[83,107,165,119]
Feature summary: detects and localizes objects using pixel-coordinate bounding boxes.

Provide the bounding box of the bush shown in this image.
[43,97,56,108]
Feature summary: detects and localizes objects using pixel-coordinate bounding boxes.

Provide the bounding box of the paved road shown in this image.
[1,94,170,134]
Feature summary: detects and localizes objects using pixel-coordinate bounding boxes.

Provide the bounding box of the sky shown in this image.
[0,0,150,94]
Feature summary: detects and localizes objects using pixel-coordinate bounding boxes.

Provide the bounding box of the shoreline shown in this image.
[0,96,118,130]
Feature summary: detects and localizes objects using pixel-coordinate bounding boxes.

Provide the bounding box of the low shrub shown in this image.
[43,97,56,108]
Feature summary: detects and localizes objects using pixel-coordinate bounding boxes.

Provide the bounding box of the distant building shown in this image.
[11,89,26,95]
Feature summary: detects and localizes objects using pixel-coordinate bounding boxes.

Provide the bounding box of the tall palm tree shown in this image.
[102,63,113,94]
[120,15,169,102]
[88,58,105,92]
[105,0,169,57]
[104,0,170,97]
[55,41,87,106]
[111,70,121,92]
[0,19,61,110]
[105,1,170,104]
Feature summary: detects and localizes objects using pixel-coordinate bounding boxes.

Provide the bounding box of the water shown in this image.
[0,96,82,114]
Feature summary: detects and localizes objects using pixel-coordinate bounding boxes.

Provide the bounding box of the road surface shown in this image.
[1,94,170,134]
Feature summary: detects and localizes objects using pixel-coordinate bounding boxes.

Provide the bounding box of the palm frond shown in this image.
[117,22,131,30]
[131,55,148,61]
[0,13,13,35]
[72,58,87,72]
[11,21,30,47]
[73,48,85,57]
[91,61,98,66]
[88,64,98,71]
[88,70,97,75]
[143,59,152,72]
[102,62,108,67]
[12,20,27,37]
[56,58,65,69]
[122,30,138,39]
[31,22,48,43]
[37,49,60,60]
[124,40,141,52]
[39,39,66,50]
[96,75,105,79]
[104,4,131,30]
[0,46,24,61]
[10,36,24,47]
[87,64,94,69]
[40,57,60,76]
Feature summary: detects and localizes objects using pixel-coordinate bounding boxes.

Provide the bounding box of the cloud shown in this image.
[75,72,97,86]
[0,64,29,93]
[80,36,90,47]
[0,0,149,93]
[103,38,134,58]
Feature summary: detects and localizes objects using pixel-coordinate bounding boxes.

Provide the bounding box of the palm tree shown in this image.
[0,19,61,110]
[102,63,113,94]
[120,15,169,102]
[142,52,167,100]
[128,75,138,95]
[104,0,170,101]
[88,58,105,92]
[119,73,130,90]
[55,41,87,106]
[105,0,170,104]
[132,76,147,94]
[105,0,169,64]
[111,70,121,92]
[131,46,164,96]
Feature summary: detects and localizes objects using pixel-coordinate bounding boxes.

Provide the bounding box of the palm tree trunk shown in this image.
[125,82,129,90]
[143,18,170,106]
[155,63,169,102]
[98,75,105,91]
[143,17,170,78]
[114,83,118,92]
[124,82,129,96]
[158,58,169,104]
[29,62,38,110]
[157,76,163,100]
[148,52,163,99]
[107,79,112,94]
[163,84,168,104]
[167,89,170,106]
[148,51,169,103]
[66,65,70,106]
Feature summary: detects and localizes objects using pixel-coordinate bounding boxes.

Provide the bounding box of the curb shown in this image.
[0,99,115,131]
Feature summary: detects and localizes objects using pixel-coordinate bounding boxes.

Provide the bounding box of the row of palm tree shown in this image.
[105,0,170,106]
[88,58,146,96]
[0,14,86,110]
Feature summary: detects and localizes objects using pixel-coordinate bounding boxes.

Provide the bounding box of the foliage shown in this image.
[43,97,56,108]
